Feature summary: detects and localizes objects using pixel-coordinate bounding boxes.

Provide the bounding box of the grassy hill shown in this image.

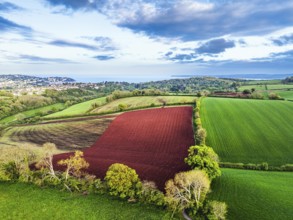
[91,96,196,114]
[210,169,293,220]
[0,182,171,220]
[45,97,107,118]
[200,97,293,165]
[0,103,65,124]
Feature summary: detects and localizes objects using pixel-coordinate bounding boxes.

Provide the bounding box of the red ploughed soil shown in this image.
[53,106,195,190]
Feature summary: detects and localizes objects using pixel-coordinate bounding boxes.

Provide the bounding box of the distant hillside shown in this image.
[0,74,75,88]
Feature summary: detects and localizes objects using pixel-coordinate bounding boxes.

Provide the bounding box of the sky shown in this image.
[0,0,293,82]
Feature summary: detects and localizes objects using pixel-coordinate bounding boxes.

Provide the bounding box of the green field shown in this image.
[210,169,293,220]
[239,84,267,91]
[277,90,293,100]
[200,98,293,165]
[242,80,281,85]
[0,103,65,124]
[92,96,196,114]
[45,97,107,118]
[268,84,293,90]
[0,182,170,220]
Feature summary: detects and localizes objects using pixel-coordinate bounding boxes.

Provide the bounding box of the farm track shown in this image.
[53,107,195,190]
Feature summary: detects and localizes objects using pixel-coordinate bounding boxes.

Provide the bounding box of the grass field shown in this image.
[239,84,293,91]
[242,80,281,85]
[91,96,196,114]
[210,169,293,220]
[277,90,293,100]
[200,98,293,165]
[268,84,293,90]
[0,103,65,124]
[0,182,171,220]
[0,117,114,151]
[45,97,107,118]
[238,84,267,91]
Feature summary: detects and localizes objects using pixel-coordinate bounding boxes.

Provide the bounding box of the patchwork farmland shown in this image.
[53,106,195,190]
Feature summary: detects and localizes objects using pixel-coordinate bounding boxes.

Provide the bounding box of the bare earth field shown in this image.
[53,106,195,190]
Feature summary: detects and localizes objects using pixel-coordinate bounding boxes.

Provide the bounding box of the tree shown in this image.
[157,98,167,107]
[36,143,57,177]
[58,151,89,180]
[165,170,210,217]
[105,163,142,199]
[185,145,221,180]
[242,89,251,95]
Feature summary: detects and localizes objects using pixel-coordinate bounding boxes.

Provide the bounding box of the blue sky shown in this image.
[1,0,293,81]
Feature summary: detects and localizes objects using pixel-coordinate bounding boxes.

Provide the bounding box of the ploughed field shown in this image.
[0,117,114,150]
[53,107,195,190]
[200,98,293,166]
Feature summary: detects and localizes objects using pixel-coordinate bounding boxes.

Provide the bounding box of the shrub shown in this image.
[105,163,142,199]
[219,162,244,169]
[244,163,257,170]
[185,145,221,180]
[204,200,228,220]
[0,161,19,181]
[258,162,269,171]
[195,128,207,145]
[281,164,293,171]
[138,181,166,206]
[118,103,128,111]
[268,93,281,100]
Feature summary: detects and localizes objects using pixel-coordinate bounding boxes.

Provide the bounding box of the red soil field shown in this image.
[53,106,195,190]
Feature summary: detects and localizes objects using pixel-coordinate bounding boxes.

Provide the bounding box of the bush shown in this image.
[105,163,142,199]
[281,164,293,171]
[219,162,244,169]
[185,145,221,180]
[258,162,269,171]
[268,93,281,100]
[138,181,166,206]
[0,161,19,181]
[118,103,128,111]
[204,200,228,220]
[244,163,257,170]
[195,128,207,145]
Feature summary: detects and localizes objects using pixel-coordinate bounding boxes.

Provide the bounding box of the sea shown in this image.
[74,73,293,83]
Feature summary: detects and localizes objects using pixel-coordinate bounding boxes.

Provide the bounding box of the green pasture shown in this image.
[242,80,281,85]
[45,97,107,118]
[239,83,293,91]
[278,90,293,100]
[200,97,293,165]
[0,182,170,220]
[91,96,196,114]
[210,169,293,220]
[238,84,267,91]
[0,103,65,124]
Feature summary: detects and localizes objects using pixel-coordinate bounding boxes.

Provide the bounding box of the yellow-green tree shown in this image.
[58,151,89,180]
[105,163,142,199]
